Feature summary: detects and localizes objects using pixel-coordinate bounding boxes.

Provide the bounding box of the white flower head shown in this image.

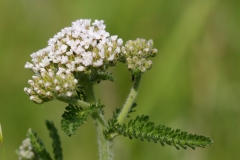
[24,19,124,103]
[120,38,158,75]
[16,138,35,160]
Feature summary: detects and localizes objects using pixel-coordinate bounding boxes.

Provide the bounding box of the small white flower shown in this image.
[98,49,105,58]
[48,37,57,46]
[60,44,68,52]
[97,43,103,50]
[24,62,33,69]
[107,41,113,47]
[108,54,115,61]
[53,56,62,63]
[66,91,72,97]
[74,46,85,55]
[73,57,83,64]
[82,52,93,66]
[66,63,75,71]
[56,67,66,75]
[64,83,69,88]
[61,75,66,79]
[39,56,50,67]
[30,96,35,100]
[77,66,85,71]
[66,69,71,74]
[144,48,149,52]
[45,82,51,87]
[48,70,54,77]
[38,80,43,84]
[111,35,118,41]
[93,59,103,67]
[73,79,78,84]
[66,49,73,56]
[61,56,68,64]
[24,87,28,92]
[117,39,123,46]
[54,79,58,84]
[28,80,34,84]
[46,91,51,96]
[27,88,32,94]
[108,47,112,52]
[114,47,121,54]
[55,86,61,91]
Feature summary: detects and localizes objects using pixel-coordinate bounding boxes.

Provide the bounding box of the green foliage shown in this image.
[61,103,104,136]
[46,120,63,160]
[106,114,213,150]
[75,71,115,83]
[89,71,115,82]
[27,129,52,160]
[76,85,87,102]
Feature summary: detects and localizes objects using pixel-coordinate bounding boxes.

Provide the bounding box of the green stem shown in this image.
[84,83,113,160]
[57,97,90,108]
[1,143,6,160]
[117,74,142,125]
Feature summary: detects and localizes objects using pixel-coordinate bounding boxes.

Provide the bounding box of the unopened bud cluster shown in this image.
[16,138,35,160]
[120,38,157,74]
[24,19,123,103]
[24,68,78,104]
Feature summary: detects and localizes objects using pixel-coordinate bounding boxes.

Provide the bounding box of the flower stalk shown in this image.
[117,74,142,125]
[84,83,113,160]
[57,97,90,108]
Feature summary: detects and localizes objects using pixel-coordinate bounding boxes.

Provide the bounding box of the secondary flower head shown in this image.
[24,19,123,103]
[120,38,158,75]
[16,138,35,160]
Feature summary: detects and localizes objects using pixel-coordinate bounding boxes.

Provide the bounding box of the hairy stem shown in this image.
[84,83,113,160]
[57,97,90,108]
[117,74,142,125]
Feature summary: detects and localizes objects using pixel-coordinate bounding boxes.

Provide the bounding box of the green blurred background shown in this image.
[0,0,240,159]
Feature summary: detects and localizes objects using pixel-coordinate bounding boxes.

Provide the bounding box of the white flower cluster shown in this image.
[24,69,78,104]
[24,19,123,103]
[16,138,35,160]
[121,38,158,74]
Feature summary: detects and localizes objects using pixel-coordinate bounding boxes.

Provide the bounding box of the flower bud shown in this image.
[119,38,158,75]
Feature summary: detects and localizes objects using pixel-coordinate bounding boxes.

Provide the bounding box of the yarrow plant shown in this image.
[19,19,213,160]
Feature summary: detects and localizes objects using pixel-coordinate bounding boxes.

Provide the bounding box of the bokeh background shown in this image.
[0,0,240,159]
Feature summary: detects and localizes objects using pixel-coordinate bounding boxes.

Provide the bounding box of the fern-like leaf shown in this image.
[106,115,213,150]
[61,103,102,136]
[27,128,52,160]
[46,120,63,160]
[105,103,137,138]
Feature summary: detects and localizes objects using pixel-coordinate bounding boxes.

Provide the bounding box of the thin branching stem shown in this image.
[57,97,90,108]
[117,74,142,125]
[84,83,113,160]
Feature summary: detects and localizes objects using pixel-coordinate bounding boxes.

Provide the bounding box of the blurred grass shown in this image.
[0,0,240,159]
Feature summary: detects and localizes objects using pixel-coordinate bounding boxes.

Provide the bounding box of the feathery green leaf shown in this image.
[61,103,103,136]
[106,115,213,150]
[46,120,62,160]
[27,128,52,160]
